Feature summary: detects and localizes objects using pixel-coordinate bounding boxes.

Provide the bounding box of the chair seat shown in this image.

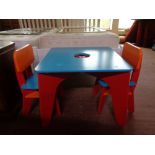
[21,74,38,90]
[98,80,136,88]
[129,81,136,87]
[98,80,109,88]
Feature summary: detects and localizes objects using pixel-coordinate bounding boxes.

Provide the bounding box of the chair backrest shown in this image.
[122,42,143,84]
[14,44,34,72]
[13,44,34,87]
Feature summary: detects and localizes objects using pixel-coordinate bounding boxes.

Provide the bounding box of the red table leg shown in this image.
[38,74,64,127]
[102,72,130,126]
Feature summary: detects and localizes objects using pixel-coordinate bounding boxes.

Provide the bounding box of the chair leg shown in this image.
[93,79,102,96]
[93,84,101,96]
[55,98,62,117]
[98,92,107,113]
[22,97,32,116]
[92,79,100,96]
[128,92,134,113]
[59,86,65,96]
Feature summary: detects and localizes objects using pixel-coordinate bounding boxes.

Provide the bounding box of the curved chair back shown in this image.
[13,44,34,86]
[14,44,34,72]
[122,42,143,84]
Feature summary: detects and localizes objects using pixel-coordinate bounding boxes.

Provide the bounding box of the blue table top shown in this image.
[35,47,133,73]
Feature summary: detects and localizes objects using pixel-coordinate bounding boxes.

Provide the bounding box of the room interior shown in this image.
[0,19,155,135]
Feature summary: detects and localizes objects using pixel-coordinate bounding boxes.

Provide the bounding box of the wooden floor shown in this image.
[0,47,155,135]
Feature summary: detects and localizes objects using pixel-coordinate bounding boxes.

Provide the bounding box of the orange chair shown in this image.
[93,42,143,113]
[13,44,61,116]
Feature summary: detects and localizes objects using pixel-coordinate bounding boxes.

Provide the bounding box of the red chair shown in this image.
[13,44,61,116]
[93,42,143,113]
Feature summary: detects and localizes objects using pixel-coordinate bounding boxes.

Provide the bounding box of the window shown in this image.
[118,19,134,35]
[119,19,134,29]
[18,19,134,35]
[85,19,112,30]
[100,19,112,30]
